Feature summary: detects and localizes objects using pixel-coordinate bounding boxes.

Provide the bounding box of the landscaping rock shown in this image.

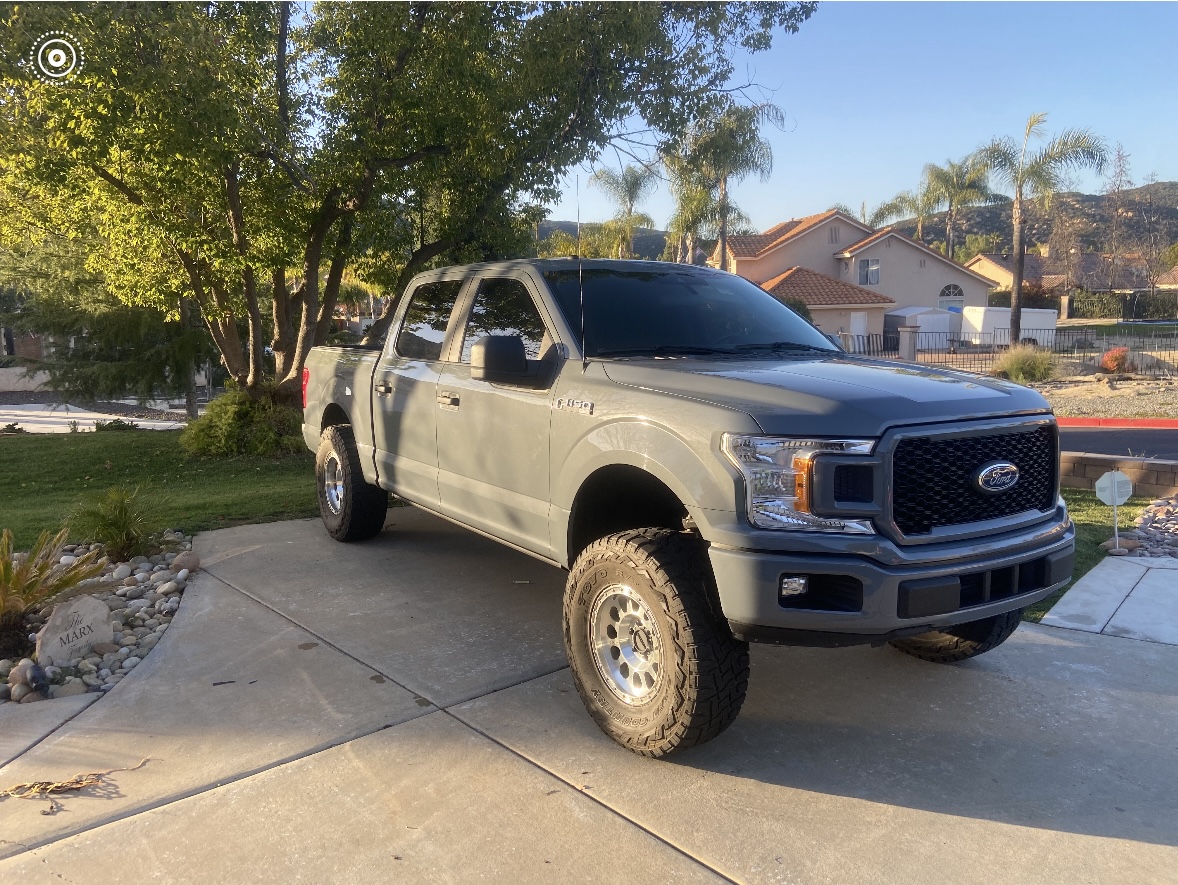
[171,551,200,572]
[35,595,116,666]
[51,681,89,698]
[10,682,32,702]
[91,641,121,655]
[19,690,47,703]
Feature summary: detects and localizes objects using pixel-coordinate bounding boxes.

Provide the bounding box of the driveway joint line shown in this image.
[440,704,739,883]
[1098,566,1152,634]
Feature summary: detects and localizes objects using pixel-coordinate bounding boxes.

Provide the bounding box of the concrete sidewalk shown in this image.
[1041,554,1178,644]
[1,509,1176,883]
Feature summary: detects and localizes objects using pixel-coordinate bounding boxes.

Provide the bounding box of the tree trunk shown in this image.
[946,207,956,260]
[677,231,687,263]
[717,175,729,271]
[315,218,354,346]
[915,215,923,243]
[1010,195,1025,346]
[179,296,199,420]
[271,267,296,381]
[686,231,697,266]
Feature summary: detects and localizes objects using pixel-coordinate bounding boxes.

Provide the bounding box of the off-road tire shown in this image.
[316,425,388,542]
[563,528,750,757]
[888,608,1023,663]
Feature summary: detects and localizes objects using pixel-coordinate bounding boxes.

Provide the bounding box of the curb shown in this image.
[1057,417,1178,429]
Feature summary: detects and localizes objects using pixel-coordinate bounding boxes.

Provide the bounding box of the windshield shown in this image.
[542,268,837,358]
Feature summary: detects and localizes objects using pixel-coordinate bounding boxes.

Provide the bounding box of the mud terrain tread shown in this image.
[565,528,749,757]
[316,425,388,542]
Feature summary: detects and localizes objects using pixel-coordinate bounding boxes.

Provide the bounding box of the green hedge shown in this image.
[1072,290,1178,320]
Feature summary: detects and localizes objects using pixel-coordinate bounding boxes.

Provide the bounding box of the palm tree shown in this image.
[684,103,782,272]
[979,113,1107,342]
[662,146,719,264]
[589,164,657,258]
[923,156,1006,262]
[870,179,942,243]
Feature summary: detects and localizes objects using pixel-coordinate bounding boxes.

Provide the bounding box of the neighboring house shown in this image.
[711,210,993,334]
[0,327,42,360]
[1156,266,1178,290]
[759,266,893,338]
[965,250,1152,293]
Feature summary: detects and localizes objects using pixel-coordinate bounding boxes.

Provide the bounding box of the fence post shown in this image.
[898,326,918,362]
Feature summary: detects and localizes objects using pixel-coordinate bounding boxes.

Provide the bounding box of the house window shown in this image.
[938,284,965,311]
[829,225,840,245]
[858,258,879,286]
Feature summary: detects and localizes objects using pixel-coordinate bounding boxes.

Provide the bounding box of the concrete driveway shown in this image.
[1,507,1176,883]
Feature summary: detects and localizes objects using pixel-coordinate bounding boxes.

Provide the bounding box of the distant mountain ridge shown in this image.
[888,180,1178,251]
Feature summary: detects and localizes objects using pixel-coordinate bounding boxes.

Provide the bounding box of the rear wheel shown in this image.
[563,528,749,757]
[316,425,388,542]
[889,608,1023,663]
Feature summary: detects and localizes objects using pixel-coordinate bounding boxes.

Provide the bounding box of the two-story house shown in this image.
[711,209,994,337]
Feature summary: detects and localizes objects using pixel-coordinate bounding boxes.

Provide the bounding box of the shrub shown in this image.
[1,422,25,434]
[180,388,303,457]
[1100,346,1134,373]
[71,484,161,561]
[777,296,812,323]
[993,345,1056,384]
[94,418,141,432]
[0,528,105,656]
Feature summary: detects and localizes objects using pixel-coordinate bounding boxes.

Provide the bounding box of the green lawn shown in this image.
[0,430,317,549]
[1024,487,1147,621]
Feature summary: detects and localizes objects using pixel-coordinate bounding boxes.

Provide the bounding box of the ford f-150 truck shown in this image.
[302,259,1074,757]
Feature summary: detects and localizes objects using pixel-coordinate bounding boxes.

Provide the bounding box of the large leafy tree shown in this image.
[923,156,1006,260]
[979,113,1107,342]
[590,164,657,258]
[0,2,817,395]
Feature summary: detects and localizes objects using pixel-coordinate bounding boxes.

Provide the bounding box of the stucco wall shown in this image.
[837,237,990,311]
[0,368,49,392]
[808,305,886,337]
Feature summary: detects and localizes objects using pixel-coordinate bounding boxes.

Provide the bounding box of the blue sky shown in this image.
[546,1,1178,232]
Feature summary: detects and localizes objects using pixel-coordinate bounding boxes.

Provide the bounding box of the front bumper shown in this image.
[709,514,1075,646]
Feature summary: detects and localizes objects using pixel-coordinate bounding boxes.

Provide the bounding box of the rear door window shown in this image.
[395,280,464,360]
[459,278,549,363]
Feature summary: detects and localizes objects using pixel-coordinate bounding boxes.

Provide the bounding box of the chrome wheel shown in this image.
[323,451,345,515]
[588,584,664,705]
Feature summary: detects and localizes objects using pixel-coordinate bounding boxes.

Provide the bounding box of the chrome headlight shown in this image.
[722,435,876,533]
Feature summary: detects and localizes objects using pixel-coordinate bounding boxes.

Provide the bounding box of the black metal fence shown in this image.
[838,329,1178,378]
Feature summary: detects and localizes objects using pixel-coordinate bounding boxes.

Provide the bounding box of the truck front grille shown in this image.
[891,424,1057,536]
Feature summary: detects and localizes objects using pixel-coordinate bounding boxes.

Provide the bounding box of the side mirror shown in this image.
[471,335,529,383]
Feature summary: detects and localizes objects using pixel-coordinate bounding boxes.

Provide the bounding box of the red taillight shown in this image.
[301,367,309,409]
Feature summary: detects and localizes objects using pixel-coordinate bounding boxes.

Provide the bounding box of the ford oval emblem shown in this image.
[974,461,1020,494]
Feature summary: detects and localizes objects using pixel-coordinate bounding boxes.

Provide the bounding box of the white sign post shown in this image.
[1094,470,1134,549]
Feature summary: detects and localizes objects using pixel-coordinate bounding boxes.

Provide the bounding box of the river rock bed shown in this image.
[0,531,198,705]
[1111,495,1178,559]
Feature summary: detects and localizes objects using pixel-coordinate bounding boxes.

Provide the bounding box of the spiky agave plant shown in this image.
[0,529,106,657]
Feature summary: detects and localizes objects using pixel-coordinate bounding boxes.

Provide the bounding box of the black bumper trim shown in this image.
[728,622,936,648]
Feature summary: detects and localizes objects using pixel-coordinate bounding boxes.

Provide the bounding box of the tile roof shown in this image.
[724,210,844,259]
[760,266,895,307]
[1156,266,1178,287]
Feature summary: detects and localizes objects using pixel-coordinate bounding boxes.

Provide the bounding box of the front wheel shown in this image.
[316,425,388,542]
[563,529,749,757]
[889,608,1023,663]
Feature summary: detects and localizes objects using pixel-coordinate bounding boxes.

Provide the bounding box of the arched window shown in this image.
[938,284,965,311]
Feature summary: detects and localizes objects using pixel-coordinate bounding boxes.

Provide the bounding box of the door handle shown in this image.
[437,391,460,408]
[375,381,394,396]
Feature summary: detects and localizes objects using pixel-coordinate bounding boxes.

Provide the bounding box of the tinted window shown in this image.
[396,280,463,360]
[460,278,547,363]
[542,268,835,357]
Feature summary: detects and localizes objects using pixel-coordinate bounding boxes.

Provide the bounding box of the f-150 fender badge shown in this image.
[556,398,594,415]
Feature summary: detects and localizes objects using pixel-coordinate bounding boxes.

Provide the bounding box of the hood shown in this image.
[601,355,1052,436]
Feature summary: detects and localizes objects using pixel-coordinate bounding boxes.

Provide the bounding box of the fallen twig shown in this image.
[0,757,151,815]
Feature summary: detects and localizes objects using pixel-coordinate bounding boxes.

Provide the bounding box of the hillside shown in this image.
[889,180,1178,252]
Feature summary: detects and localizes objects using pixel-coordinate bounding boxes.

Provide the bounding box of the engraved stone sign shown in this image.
[35,596,114,666]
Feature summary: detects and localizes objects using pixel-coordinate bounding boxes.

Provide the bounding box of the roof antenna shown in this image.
[577,174,587,373]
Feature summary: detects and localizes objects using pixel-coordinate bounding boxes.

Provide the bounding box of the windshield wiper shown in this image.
[595,345,741,357]
[733,341,835,353]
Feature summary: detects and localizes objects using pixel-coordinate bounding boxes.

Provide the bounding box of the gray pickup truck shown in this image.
[302,259,1074,756]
